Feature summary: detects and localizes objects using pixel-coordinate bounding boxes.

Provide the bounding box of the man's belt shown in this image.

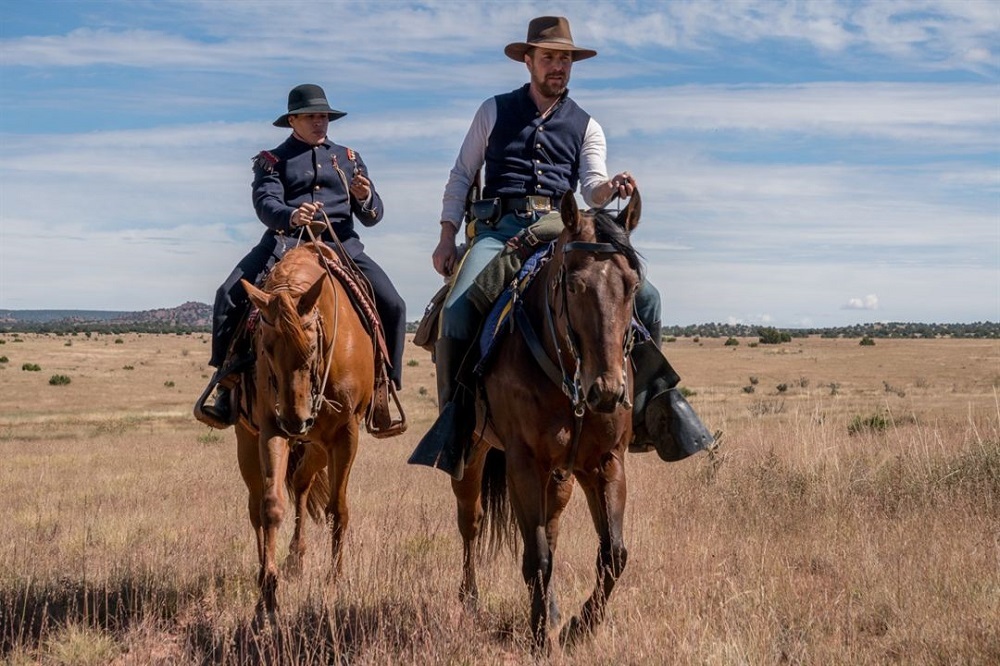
[501,195,556,214]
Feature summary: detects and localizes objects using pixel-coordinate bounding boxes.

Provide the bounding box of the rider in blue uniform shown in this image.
[196,84,405,428]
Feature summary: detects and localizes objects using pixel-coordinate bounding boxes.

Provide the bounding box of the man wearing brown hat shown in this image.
[195,84,406,428]
[411,17,713,476]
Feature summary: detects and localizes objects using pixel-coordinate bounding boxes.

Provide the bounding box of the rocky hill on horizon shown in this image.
[0,301,212,332]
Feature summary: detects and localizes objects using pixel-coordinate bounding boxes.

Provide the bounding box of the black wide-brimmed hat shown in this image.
[272,84,346,128]
[504,16,597,62]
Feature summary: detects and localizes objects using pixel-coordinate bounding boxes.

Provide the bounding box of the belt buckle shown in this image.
[527,196,551,214]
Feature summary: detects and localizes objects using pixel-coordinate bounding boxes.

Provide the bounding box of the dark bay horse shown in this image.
[236,242,374,615]
[453,190,643,651]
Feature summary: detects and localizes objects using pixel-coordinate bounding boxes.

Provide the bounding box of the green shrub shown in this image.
[679,386,696,398]
[114,338,124,344]
[724,337,739,346]
[860,336,876,346]
[164,380,175,388]
[49,374,72,386]
[848,412,892,435]
[21,363,41,372]
[758,327,791,344]
[0,356,7,363]
[407,359,419,367]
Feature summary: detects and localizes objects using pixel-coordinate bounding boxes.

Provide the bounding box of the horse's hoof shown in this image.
[283,555,303,578]
[558,615,589,648]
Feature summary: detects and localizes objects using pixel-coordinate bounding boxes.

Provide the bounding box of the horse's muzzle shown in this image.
[276,412,315,437]
[585,377,629,414]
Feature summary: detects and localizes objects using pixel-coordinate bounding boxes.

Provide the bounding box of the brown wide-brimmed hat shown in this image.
[504,16,597,62]
[272,84,346,128]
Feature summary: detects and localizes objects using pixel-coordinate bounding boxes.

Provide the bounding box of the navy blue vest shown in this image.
[483,84,591,202]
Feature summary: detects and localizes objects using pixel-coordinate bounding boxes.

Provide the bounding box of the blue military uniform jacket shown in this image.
[252,134,383,258]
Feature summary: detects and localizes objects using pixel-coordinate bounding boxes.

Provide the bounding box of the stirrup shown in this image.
[366,374,407,438]
[193,373,237,429]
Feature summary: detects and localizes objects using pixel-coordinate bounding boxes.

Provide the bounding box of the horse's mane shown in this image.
[586,209,644,278]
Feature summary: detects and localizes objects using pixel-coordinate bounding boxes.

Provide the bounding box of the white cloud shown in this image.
[843,294,880,311]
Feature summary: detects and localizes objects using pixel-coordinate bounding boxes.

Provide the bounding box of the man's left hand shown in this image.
[350,172,371,201]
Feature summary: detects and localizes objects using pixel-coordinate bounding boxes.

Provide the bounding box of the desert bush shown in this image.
[114,338,124,344]
[164,380,175,388]
[776,383,788,393]
[848,411,892,435]
[724,337,739,346]
[749,375,759,385]
[679,386,696,398]
[407,359,419,367]
[742,385,755,394]
[48,374,71,386]
[0,356,7,363]
[883,381,906,398]
[21,363,41,371]
[748,399,785,416]
[859,336,876,346]
[758,327,791,344]
[122,365,134,370]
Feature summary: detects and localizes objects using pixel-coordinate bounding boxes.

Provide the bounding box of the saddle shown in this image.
[318,253,407,438]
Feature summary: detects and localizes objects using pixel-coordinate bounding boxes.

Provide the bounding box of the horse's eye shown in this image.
[566,278,586,295]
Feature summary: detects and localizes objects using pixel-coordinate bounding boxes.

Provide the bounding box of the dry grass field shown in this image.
[0,331,997,664]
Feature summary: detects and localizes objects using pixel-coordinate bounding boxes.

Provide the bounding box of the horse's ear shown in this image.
[242,279,271,312]
[298,276,324,314]
[560,191,580,234]
[615,187,641,233]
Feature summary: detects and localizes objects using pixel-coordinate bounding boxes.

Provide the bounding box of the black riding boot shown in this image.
[194,370,238,429]
[408,337,475,480]
[630,324,715,462]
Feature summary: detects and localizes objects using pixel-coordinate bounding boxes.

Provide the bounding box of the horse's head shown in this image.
[552,189,642,413]
[242,257,328,436]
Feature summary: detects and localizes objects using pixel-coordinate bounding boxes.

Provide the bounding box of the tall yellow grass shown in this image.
[0,332,997,664]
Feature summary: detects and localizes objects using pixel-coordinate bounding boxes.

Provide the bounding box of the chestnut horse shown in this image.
[235,242,374,615]
[454,190,643,651]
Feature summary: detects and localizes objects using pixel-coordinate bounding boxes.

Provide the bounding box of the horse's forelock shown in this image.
[584,209,643,276]
[273,290,313,364]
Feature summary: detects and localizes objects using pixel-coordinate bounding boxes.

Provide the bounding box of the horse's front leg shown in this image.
[324,419,359,587]
[562,448,628,646]
[258,430,291,615]
[285,442,327,578]
[236,425,266,577]
[452,438,491,610]
[507,452,573,653]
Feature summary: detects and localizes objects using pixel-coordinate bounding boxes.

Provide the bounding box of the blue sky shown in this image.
[1,0,997,327]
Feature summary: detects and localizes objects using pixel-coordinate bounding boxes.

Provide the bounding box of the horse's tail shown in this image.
[285,444,331,524]
[480,448,516,558]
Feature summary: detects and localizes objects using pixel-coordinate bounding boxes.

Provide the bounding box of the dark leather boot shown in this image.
[630,336,714,461]
[408,337,475,480]
[193,371,238,429]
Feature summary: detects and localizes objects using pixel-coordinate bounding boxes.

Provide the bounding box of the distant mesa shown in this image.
[0,301,212,332]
